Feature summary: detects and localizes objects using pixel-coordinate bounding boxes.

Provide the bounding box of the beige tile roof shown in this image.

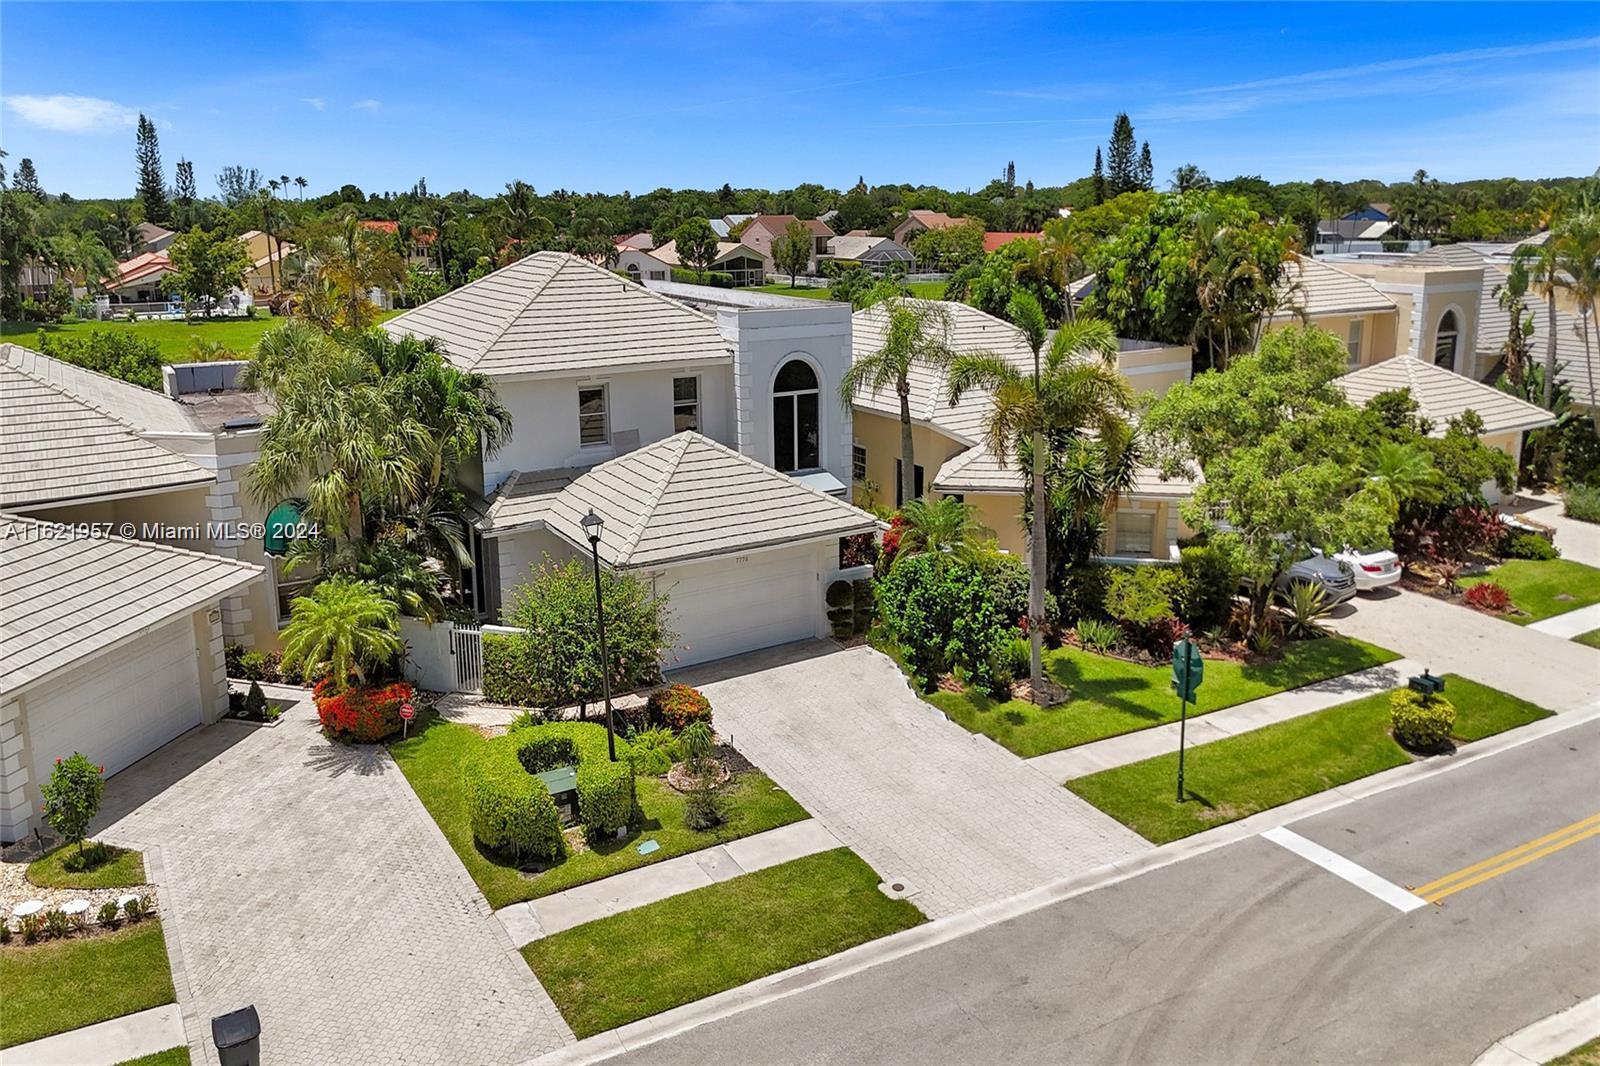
[1337,356,1556,436]
[1475,284,1599,408]
[932,441,1197,500]
[1,512,262,694]
[1,349,213,510]
[383,251,730,377]
[1401,243,1489,268]
[1277,255,1396,319]
[543,432,878,569]
[478,468,580,535]
[651,240,762,268]
[1,343,200,434]
[851,300,1036,444]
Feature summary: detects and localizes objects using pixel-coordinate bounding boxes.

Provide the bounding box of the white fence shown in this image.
[399,618,526,694]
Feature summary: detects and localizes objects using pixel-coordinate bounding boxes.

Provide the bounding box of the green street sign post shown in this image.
[1171,637,1204,802]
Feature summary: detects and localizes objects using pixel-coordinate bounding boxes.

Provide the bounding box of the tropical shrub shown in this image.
[627,728,679,776]
[1177,545,1241,630]
[40,754,103,855]
[499,557,673,709]
[875,555,1008,690]
[852,579,875,635]
[985,554,1032,626]
[1074,618,1122,655]
[678,721,725,830]
[38,330,164,390]
[1562,484,1600,524]
[482,632,538,706]
[1497,532,1559,560]
[44,909,71,939]
[226,645,284,683]
[1391,690,1456,751]
[280,577,403,689]
[1463,581,1512,613]
[314,679,412,742]
[1104,566,1184,626]
[243,681,267,719]
[1056,564,1111,623]
[98,900,121,929]
[516,734,580,774]
[576,755,636,838]
[646,683,712,732]
[1283,581,1332,639]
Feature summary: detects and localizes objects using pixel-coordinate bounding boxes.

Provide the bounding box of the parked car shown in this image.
[1242,548,1359,606]
[1333,546,1401,592]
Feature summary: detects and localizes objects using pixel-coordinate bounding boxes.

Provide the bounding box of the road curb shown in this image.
[1472,994,1600,1065]
[524,702,1600,1066]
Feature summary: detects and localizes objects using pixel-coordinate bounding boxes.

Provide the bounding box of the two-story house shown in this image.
[383,253,877,668]
[736,215,835,277]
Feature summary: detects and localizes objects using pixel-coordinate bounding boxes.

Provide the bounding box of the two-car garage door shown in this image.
[28,617,202,776]
[657,547,822,668]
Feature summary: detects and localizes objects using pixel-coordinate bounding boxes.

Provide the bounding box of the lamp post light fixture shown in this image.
[581,508,618,762]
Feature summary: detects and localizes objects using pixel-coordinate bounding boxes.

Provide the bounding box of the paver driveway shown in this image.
[96,691,571,1066]
[670,642,1152,919]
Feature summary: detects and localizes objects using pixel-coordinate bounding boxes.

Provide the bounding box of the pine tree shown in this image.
[135,114,169,224]
[1091,147,1106,205]
[175,159,196,204]
[1106,113,1137,197]
[13,158,42,197]
[1004,160,1016,195]
[1137,142,1154,191]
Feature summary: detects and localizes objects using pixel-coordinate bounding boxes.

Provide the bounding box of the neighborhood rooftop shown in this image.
[383,251,730,377]
[1276,254,1396,318]
[1336,355,1557,437]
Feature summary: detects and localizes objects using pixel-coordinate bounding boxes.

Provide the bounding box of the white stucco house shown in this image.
[383,252,875,669]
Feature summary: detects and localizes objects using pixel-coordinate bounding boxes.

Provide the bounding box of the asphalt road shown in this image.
[611,719,1600,1066]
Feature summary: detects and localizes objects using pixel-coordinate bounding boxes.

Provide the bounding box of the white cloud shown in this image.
[302,97,327,110]
[352,98,382,112]
[3,93,138,133]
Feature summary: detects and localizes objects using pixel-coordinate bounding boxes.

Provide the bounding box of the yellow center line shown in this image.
[1409,812,1600,905]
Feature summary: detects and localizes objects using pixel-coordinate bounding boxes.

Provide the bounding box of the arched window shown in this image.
[625,263,641,283]
[773,359,820,472]
[1433,310,1459,370]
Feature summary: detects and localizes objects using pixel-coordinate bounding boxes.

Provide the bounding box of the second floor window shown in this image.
[1347,319,1363,367]
[673,376,699,432]
[578,385,609,446]
[773,359,820,472]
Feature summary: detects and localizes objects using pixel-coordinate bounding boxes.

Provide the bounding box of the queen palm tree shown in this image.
[838,292,958,506]
[892,496,994,567]
[948,291,1132,698]
[1515,238,1563,407]
[1493,258,1535,388]
[278,577,403,689]
[295,176,308,200]
[1553,207,1600,432]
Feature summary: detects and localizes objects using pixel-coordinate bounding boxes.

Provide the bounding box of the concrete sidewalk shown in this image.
[494,819,841,945]
[1473,993,1600,1065]
[1501,491,1600,570]
[1027,658,1423,782]
[1527,602,1600,641]
[1,1004,186,1066]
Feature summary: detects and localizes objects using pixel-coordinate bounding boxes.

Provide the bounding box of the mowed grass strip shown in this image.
[115,1048,192,1066]
[0,921,176,1048]
[928,637,1399,757]
[390,718,809,909]
[2,309,402,363]
[27,843,146,889]
[523,847,924,1037]
[1574,628,1600,649]
[1461,558,1600,624]
[1066,675,1551,844]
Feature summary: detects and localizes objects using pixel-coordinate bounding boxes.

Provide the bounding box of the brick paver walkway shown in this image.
[96,691,571,1066]
[668,643,1151,919]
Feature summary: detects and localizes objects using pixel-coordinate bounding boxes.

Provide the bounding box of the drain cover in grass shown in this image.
[636,839,660,855]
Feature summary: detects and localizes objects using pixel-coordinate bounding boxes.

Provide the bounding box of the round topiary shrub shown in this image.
[647,684,713,731]
[1391,689,1457,752]
[314,680,411,743]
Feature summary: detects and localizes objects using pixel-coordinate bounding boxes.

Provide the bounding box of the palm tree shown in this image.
[279,577,403,690]
[949,292,1132,697]
[838,294,958,506]
[1494,258,1535,388]
[295,176,308,200]
[45,232,117,293]
[1553,207,1600,432]
[1516,239,1564,406]
[892,496,994,567]
[1366,441,1442,512]
[302,212,404,329]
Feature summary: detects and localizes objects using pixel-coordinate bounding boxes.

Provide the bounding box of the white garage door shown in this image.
[660,548,820,668]
[29,616,202,777]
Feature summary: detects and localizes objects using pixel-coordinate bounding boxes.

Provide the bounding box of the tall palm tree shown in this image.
[1494,258,1535,388]
[949,291,1132,698]
[1553,207,1600,432]
[1515,238,1563,407]
[838,294,958,506]
[892,496,994,567]
[45,232,117,293]
[278,577,403,689]
[295,176,308,200]
[304,212,404,329]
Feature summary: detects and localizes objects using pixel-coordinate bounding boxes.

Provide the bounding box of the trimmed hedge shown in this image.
[1391,690,1456,751]
[482,632,540,706]
[464,721,638,860]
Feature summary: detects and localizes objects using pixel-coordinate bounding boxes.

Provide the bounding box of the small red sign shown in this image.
[400,702,416,721]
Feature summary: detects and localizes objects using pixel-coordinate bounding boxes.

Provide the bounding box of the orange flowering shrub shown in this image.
[315,680,412,743]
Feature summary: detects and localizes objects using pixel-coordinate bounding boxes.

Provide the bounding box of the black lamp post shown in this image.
[581,508,618,762]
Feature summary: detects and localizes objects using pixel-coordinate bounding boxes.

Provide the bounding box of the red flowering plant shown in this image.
[40,753,104,856]
[878,515,908,572]
[315,680,413,743]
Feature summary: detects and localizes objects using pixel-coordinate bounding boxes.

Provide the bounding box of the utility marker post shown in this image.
[1171,637,1204,803]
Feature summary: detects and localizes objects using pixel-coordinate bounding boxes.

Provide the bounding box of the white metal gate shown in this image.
[450,625,483,692]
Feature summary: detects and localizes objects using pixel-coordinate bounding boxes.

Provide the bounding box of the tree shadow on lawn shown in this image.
[1044,657,1170,723]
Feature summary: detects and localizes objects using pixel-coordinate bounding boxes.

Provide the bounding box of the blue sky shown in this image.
[3,2,1597,199]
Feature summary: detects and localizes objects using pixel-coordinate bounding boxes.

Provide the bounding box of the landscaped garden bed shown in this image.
[925,636,1398,758]
[521,847,924,1037]
[391,711,809,909]
[1456,558,1600,624]
[1066,675,1551,844]
[0,920,175,1048]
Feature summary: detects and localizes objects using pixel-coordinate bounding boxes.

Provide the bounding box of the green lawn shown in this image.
[0,921,176,1048]
[523,848,924,1037]
[752,281,947,300]
[1461,558,1600,624]
[926,636,1399,757]
[1574,628,1600,649]
[27,843,146,889]
[1066,675,1551,844]
[1547,1036,1600,1066]
[2,308,401,363]
[116,1049,191,1066]
[390,718,810,909]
